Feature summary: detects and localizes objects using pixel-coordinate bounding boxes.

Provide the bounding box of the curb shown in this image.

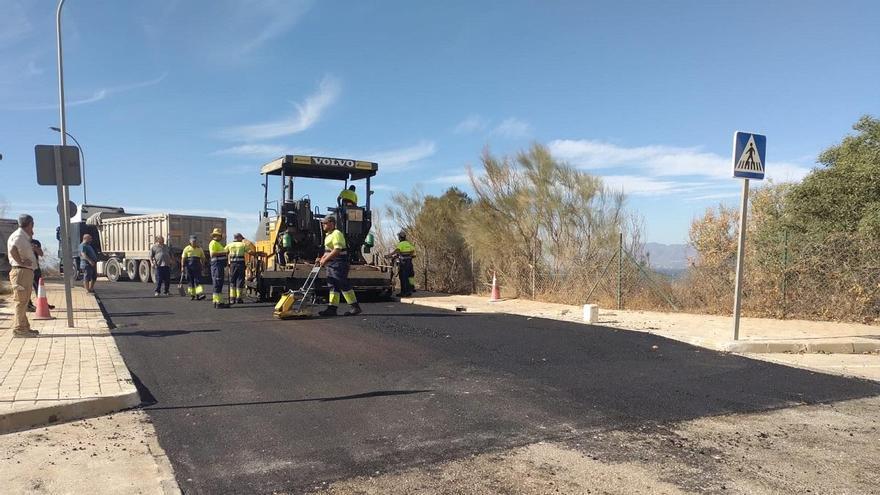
[719,340,880,355]
[400,297,880,355]
[0,390,142,435]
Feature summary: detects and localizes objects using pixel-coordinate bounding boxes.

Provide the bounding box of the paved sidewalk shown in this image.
[0,280,140,433]
[400,292,880,380]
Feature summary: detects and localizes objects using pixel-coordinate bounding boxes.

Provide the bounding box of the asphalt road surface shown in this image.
[96,282,880,494]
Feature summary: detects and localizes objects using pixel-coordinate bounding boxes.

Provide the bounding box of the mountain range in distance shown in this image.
[643,242,696,277]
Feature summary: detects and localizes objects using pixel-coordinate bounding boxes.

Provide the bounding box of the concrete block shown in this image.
[583,304,599,324]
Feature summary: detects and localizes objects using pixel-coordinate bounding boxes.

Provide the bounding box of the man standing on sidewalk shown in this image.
[79,234,97,293]
[150,236,173,296]
[6,214,39,338]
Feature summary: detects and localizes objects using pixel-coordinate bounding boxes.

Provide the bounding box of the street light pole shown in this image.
[56,0,75,327]
[50,126,86,204]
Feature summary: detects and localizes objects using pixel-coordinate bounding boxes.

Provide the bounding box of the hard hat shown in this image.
[211,228,222,237]
[321,215,336,224]
[233,233,243,240]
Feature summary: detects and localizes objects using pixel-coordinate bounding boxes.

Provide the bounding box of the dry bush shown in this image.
[464,144,633,300]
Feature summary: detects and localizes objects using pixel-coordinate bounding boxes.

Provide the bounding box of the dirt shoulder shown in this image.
[320,396,880,495]
[0,410,179,495]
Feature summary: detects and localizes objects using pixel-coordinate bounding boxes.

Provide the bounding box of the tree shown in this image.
[385,187,475,293]
[464,143,628,298]
[786,115,880,234]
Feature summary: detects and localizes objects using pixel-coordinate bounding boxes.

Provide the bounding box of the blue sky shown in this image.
[2,0,878,251]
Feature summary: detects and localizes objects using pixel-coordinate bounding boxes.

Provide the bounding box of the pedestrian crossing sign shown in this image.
[732,131,766,180]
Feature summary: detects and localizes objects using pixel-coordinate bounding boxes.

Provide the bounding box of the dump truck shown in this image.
[95,213,226,282]
[57,205,225,282]
[249,154,393,301]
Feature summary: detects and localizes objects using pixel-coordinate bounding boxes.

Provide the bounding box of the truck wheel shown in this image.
[138,260,153,284]
[105,258,122,282]
[126,259,139,282]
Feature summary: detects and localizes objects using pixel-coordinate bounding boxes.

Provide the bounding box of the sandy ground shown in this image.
[320,396,880,495]
[0,410,179,495]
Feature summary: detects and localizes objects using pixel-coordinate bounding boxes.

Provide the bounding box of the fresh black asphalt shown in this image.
[96,282,880,494]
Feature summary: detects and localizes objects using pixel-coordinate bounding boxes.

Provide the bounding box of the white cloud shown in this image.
[223,75,340,141]
[370,184,399,192]
[213,144,286,157]
[600,175,713,197]
[13,73,168,110]
[423,173,472,186]
[454,115,488,134]
[228,0,314,56]
[549,139,813,183]
[364,140,437,171]
[684,192,741,202]
[492,117,532,138]
[765,161,813,182]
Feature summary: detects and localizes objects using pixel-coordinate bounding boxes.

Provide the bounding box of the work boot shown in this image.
[236,298,244,304]
[318,305,338,317]
[190,296,196,301]
[27,302,36,312]
[344,303,362,316]
[197,294,206,301]
[154,292,160,297]
[14,330,38,338]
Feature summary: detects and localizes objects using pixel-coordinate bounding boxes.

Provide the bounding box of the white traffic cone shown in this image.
[33,277,54,320]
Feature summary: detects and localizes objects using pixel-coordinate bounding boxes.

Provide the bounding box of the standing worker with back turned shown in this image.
[226,233,251,304]
[315,215,362,316]
[208,228,227,308]
[181,235,207,301]
[150,235,173,296]
[386,230,416,297]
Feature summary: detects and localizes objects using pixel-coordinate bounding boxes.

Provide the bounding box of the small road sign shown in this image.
[732,132,766,180]
[35,144,81,185]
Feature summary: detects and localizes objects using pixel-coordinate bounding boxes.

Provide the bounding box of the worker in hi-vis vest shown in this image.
[181,236,207,301]
[315,215,362,317]
[208,228,227,308]
[225,233,251,304]
[338,185,358,206]
[386,230,416,297]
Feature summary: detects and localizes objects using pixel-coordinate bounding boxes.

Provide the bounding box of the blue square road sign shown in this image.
[732,132,766,180]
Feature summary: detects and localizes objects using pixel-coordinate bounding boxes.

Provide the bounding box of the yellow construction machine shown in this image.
[248,154,393,302]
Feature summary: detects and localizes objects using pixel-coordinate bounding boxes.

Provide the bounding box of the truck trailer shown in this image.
[59,206,226,282]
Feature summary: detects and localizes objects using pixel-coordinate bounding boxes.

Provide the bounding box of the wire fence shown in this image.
[571,230,880,323]
[430,231,880,324]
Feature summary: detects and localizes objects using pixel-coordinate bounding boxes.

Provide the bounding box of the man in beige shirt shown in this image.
[7,214,39,337]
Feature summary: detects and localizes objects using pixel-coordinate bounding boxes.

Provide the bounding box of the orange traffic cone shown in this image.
[489,272,501,303]
[34,277,54,320]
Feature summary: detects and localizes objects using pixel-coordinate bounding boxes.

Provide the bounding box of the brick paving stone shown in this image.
[0,280,140,431]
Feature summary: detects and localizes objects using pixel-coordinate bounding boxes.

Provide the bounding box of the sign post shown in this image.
[731,131,766,340]
[35,144,80,328]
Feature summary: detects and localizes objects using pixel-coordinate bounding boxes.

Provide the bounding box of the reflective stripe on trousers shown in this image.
[229,262,245,299]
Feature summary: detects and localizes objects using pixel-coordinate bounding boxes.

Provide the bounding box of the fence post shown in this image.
[617,232,623,310]
[781,230,788,319]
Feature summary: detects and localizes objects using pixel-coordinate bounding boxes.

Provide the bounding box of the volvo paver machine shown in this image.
[248,154,393,302]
